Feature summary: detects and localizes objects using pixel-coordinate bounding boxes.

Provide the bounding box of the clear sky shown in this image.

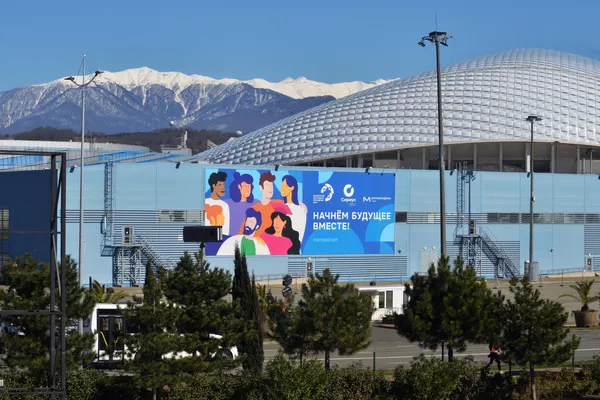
[0,0,598,91]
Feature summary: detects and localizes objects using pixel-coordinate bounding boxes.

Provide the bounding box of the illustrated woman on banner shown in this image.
[280,175,307,242]
[262,204,301,255]
[226,172,257,235]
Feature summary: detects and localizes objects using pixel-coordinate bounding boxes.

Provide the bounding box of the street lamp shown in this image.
[418,31,452,257]
[526,115,542,278]
[65,55,103,334]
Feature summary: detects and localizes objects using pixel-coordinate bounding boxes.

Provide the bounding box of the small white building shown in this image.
[358,285,408,322]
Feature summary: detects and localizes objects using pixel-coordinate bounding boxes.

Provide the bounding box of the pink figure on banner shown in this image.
[262,203,301,255]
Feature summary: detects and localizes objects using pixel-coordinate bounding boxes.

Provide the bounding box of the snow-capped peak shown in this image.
[45,67,391,100]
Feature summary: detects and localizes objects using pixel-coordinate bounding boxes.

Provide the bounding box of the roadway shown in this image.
[263,326,600,370]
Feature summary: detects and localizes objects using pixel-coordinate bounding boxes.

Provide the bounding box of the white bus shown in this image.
[85,303,238,368]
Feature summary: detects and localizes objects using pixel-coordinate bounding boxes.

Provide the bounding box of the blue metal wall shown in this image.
[58,163,595,285]
[1,170,52,263]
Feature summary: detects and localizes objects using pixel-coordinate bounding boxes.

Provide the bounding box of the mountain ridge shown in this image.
[0,67,392,134]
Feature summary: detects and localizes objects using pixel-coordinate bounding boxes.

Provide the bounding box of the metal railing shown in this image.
[479,226,520,278]
[137,235,175,269]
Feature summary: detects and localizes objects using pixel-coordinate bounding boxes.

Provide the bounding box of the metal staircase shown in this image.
[100,160,175,286]
[479,226,520,278]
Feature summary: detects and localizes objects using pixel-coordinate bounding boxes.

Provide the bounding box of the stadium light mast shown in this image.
[526,115,542,278]
[418,31,452,257]
[65,56,103,334]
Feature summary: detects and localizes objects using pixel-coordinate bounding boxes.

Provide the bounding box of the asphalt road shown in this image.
[264,327,600,370]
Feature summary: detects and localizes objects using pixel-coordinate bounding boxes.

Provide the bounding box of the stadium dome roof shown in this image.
[197,49,600,165]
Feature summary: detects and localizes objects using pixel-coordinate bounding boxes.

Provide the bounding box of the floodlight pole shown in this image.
[65,56,103,333]
[418,31,452,257]
[526,115,542,276]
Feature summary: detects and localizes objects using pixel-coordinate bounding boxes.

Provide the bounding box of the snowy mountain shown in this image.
[0,68,390,134]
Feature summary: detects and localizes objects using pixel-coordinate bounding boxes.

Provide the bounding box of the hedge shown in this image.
[2,354,600,399]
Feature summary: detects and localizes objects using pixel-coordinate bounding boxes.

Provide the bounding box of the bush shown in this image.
[324,363,392,400]
[232,354,329,400]
[162,375,236,400]
[392,355,484,400]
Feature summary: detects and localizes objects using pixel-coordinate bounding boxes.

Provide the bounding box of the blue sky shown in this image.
[0,0,598,91]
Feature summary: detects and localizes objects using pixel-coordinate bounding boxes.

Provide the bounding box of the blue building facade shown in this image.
[0,170,52,267]
[57,162,596,285]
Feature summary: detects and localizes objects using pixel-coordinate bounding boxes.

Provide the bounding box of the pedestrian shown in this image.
[486,340,502,372]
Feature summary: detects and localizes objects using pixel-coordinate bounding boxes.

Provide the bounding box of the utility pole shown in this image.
[418,31,452,256]
[65,57,103,333]
[526,115,542,277]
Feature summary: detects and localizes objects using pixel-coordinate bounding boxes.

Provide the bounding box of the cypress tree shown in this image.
[232,245,264,373]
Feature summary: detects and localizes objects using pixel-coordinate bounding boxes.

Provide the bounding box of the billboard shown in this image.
[203,168,395,256]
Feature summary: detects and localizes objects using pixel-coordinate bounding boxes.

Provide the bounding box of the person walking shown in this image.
[486,340,502,372]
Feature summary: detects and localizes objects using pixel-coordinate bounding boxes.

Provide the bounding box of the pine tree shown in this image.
[0,254,96,384]
[501,276,580,400]
[124,263,181,400]
[231,246,264,372]
[396,256,497,361]
[162,249,240,374]
[296,268,373,371]
[269,292,312,363]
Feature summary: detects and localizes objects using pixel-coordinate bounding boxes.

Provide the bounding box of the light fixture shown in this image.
[275,164,280,171]
[70,166,75,173]
[176,162,181,169]
[365,166,372,174]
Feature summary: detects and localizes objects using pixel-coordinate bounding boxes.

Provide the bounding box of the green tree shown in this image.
[124,263,181,400]
[90,279,127,304]
[162,250,240,374]
[269,293,314,364]
[0,254,96,384]
[501,276,580,400]
[558,280,599,311]
[231,246,264,373]
[396,256,496,361]
[296,268,373,371]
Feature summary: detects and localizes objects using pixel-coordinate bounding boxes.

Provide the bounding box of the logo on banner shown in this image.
[313,183,334,203]
[362,196,392,203]
[343,184,355,197]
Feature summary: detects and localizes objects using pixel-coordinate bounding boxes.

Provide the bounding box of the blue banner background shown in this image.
[204,168,395,255]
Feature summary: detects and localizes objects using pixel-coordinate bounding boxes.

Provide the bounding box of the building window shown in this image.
[0,209,9,268]
[395,212,408,223]
[386,291,393,309]
[378,292,385,309]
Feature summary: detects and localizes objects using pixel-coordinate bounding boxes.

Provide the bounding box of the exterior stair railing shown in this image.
[478,226,520,278]
[136,235,175,269]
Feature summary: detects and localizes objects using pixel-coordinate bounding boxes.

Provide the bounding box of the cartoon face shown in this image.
[212,181,226,197]
[262,180,274,199]
[239,182,252,200]
[245,216,258,231]
[280,179,293,198]
[272,215,286,233]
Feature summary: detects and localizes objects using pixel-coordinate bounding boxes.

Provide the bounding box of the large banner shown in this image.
[203,168,395,256]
